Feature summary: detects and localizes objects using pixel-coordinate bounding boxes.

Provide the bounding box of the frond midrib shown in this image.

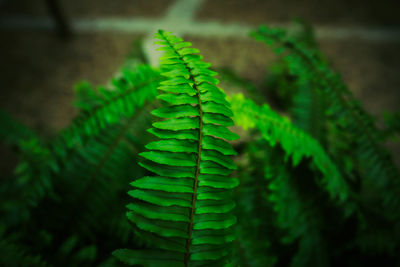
[159,33,205,266]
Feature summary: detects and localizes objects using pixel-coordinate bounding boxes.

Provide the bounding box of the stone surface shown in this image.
[319,39,400,115]
[197,0,400,26]
[0,0,173,18]
[185,35,400,116]
[184,35,274,84]
[0,30,141,135]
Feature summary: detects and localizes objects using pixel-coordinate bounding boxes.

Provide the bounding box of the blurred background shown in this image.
[1,1,400,266]
[0,0,399,171]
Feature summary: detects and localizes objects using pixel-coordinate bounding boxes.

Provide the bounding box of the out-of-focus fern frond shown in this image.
[229,93,353,209]
[54,65,161,160]
[34,67,161,257]
[288,22,326,143]
[251,25,400,217]
[23,65,160,207]
[0,64,162,266]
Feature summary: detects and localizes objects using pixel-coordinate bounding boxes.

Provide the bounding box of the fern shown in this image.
[53,64,160,160]
[287,26,327,144]
[0,65,162,266]
[229,93,353,209]
[261,22,327,143]
[113,30,239,266]
[251,25,400,216]
[33,68,161,255]
[0,64,161,220]
[230,94,356,265]
[1,22,399,267]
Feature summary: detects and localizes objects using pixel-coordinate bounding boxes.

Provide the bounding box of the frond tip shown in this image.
[114,30,239,266]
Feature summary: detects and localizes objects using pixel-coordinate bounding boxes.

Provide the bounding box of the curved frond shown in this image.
[229,93,353,208]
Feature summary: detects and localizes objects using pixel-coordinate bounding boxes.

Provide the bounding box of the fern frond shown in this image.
[53,65,160,157]
[53,120,144,241]
[3,118,150,265]
[229,93,352,208]
[113,30,239,266]
[15,65,160,210]
[1,65,161,266]
[36,93,157,250]
[291,81,326,143]
[251,25,400,215]
[287,23,327,143]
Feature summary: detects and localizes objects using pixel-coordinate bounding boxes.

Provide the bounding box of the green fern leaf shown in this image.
[229,93,353,208]
[251,25,400,218]
[58,65,160,154]
[114,30,239,266]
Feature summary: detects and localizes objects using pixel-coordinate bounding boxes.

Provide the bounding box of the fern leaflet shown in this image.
[229,93,353,208]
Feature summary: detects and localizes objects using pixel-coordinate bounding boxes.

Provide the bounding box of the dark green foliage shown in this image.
[0,24,399,267]
[233,139,277,267]
[230,93,352,206]
[251,25,399,202]
[56,64,160,155]
[233,24,400,266]
[264,148,331,267]
[0,64,162,266]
